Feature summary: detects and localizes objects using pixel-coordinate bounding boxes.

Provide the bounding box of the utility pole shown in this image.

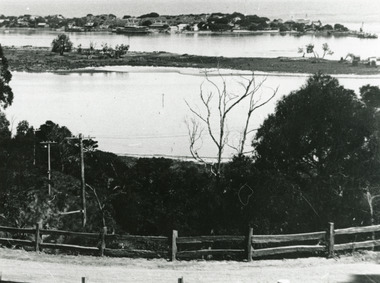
[79,134,86,228]
[40,141,57,195]
[33,129,41,166]
[66,133,95,228]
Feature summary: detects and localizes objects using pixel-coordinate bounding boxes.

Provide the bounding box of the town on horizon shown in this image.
[1,12,373,38]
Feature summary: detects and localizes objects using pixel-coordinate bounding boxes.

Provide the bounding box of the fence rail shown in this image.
[0,222,379,261]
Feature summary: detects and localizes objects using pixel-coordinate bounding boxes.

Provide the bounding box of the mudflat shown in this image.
[5,46,380,75]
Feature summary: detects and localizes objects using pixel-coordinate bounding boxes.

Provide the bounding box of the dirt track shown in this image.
[1,248,380,283]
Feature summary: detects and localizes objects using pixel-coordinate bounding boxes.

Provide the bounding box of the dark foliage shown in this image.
[51,34,73,55]
[0,45,13,109]
[138,12,159,18]
[252,73,379,232]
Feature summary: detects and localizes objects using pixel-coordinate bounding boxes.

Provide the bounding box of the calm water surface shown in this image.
[1,28,380,60]
[5,67,380,158]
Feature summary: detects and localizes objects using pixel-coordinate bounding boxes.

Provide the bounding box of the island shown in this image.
[4,46,380,75]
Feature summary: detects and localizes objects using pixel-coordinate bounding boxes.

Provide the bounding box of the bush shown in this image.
[51,34,73,55]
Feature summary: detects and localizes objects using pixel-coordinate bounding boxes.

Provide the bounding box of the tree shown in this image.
[141,20,152,27]
[322,24,333,31]
[321,43,333,58]
[360,85,380,109]
[51,34,73,55]
[0,45,14,109]
[359,85,380,229]
[186,72,276,178]
[298,43,333,59]
[0,111,11,143]
[138,12,159,18]
[334,23,348,32]
[253,73,378,230]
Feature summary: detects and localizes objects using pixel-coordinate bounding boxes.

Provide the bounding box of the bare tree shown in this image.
[185,71,277,177]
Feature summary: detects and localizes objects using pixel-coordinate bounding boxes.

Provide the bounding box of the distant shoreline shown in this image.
[4,46,380,75]
[1,26,373,38]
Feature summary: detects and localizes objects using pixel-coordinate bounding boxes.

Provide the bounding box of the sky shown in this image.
[0,0,368,17]
[1,0,379,26]
[3,0,253,17]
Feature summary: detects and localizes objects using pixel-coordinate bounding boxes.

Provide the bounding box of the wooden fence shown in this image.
[1,222,380,261]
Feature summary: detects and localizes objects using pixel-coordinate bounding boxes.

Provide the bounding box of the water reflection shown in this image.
[1,29,380,59]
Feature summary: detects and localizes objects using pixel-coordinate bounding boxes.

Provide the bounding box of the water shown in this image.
[1,28,380,60]
[5,67,380,159]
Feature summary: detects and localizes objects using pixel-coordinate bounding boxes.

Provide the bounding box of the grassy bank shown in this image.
[4,46,380,75]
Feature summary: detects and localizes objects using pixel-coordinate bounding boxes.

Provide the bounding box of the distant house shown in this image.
[296,19,310,25]
[125,18,141,26]
[99,24,110,29]
[37,22,48,28]
[17,20,29,27]
[169,26,178,33]
[177,23,188,31]
[149,21,168,30]
[311,20,322,29]
[368,57,377,66]
[85,22,95,29]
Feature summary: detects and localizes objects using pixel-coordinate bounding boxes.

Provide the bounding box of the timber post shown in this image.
[171,230,178,261]
[247,227,253,262]
[35,222,42,252]
[327,222,335,258]
[100,226,107,256]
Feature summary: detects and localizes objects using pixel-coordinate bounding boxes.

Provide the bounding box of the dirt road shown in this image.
[0,248,379,283]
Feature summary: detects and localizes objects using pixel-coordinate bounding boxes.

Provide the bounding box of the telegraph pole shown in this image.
[79,134,87,228]
[40,141,57,195]
[66,133,95,227]
[33,129,41,166]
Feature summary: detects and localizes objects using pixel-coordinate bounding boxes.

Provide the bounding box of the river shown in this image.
[4,67,380,159]
[1,27,380,60]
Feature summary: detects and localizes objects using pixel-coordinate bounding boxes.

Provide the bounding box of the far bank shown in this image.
[4,46,380,75]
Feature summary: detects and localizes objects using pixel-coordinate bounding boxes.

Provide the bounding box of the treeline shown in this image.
[0,12,349,34]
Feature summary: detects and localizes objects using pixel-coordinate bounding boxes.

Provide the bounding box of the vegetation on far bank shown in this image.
[4,46,380,75]
[0,12,356,36]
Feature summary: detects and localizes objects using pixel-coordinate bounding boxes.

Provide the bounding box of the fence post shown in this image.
[81,277,86,283]
[100,226,107,257]
[327,222,335,258]
[171,230,178,261]
[247,227,253,262]
[35,222,42,252]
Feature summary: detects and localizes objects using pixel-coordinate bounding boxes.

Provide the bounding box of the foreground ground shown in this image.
[1,248,380,283]
[4,46,380,75]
